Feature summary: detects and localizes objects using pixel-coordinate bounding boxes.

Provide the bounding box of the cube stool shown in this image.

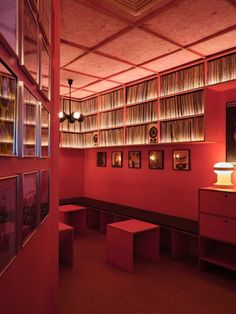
[59,222,74,266]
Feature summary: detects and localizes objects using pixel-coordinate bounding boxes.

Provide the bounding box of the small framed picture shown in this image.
[0,175,18,275]
[172,149,190,171]
[21,172,39,245]
[128,151,141,169]
[97,152,106,167]
[149,150,164,169]
[226,102,236,164]
[39,169,50,222]
[111,151,123,168]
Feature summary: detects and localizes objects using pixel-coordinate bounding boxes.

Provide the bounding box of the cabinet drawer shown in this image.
[200,213,236,244]
[200,190,236,218]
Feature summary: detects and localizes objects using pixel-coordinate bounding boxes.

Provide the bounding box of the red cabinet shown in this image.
[199,187,236,271]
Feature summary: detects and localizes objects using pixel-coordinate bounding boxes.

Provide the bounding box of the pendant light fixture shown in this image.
[59,79,84,123]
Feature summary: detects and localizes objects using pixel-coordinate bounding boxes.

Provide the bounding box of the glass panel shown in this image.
[40,170,49,222]
[23,87,37,157]
[41,0,51,42]
[41,105,49,157]
[41,40,50,99]
[22,172,38,243]
[23,0,38,82]
[0,0,17,53]
[0,60,17,156]
[0,176,17,274]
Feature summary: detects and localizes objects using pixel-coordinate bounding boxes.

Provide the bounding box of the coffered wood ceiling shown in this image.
[60,0,236,99]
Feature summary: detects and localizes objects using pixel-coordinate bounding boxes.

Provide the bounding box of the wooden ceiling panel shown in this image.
[61,0,128,48]
[111,67,155,83]
[85,80,121,92]
[191,30,236,56]
[144,50,200,73]
[60,70,98,89]
[144,0,236,46]
[60,42,86,68]
[97,28,178,64]
[65,53,132,78]
[70,89,95,99]
[60,85,77,96]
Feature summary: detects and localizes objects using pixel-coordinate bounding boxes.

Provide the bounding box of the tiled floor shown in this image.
[59,229,236,314]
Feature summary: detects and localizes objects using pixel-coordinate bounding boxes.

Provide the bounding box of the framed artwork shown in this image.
[0,175,18,275]
[20,0,39,84]
[40,104,50,158]
[39,0,51,44]
[111,151,123,168]
[97,152,106,167]
[0,60,17,156]
[22,86,39,157]
[21,172,39,244]
[40,38,51,100]
[149,150,164,169]
[172,150,190,171]
[226,102,236,165]
[128,151,141,169]
[39,169,50,222]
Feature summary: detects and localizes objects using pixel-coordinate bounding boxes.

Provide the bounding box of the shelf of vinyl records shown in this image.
[59,50,236,149]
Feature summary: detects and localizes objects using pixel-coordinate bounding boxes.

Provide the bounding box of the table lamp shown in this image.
[213,162,234,188]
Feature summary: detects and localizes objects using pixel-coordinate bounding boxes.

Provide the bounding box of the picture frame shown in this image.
[40,104,50,158]
[97,152,106,167]
[111,151,123,168]
[19,0,39,84]
[39,169,50,222]
[0,59,18,157]
[0,175,18,276]
[128,151,141,169]
[172,149,190,171]
[226,102,236,165]
[149,150,164,169]
[21,171,39,245]
[20,85,39,158]
[40,37,51,100]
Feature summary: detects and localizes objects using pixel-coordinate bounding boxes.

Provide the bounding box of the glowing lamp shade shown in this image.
[213,162,234,187]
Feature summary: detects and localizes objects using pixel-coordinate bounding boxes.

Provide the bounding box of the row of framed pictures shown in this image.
[0,170,50,276]
[97,149,191,170]
[0,59,50,157]
[0,0,51,101]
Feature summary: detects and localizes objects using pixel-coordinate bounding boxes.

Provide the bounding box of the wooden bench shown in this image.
[60,197,199,261]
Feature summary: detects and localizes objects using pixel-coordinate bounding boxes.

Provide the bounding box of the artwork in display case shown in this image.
[23,86,38,157]
[0,60,17,156]
[0,0,17,54]
[40,169,50,222]
[0,176,18,275]
[22,172,38,244]
[21,0,39,83]
[172,149,190,171]
[97,152,106,167]
[40,104,50,157]
[111,151,123,168]
[149,151,164,169]
[39,0,51,44]
[40,38,50,100]
[128,151,141,168]
[226,102,236,164]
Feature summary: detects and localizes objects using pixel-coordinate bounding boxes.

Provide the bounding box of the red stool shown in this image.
[107,219,159,272]
[59,204,87,234]
[59,222,74,266]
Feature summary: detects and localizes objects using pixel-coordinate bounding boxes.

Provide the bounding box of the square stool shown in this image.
[59,222,74,266]
[59,204,87,234]
[107,219,160,272]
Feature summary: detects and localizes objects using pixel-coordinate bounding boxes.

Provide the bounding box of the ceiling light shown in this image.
[59,79,84,124]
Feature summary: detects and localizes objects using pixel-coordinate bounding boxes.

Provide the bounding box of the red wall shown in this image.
[59,148,84,199]
[0,1,60,313]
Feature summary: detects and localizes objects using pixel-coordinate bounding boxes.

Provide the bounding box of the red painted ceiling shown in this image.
[60,0,236,99]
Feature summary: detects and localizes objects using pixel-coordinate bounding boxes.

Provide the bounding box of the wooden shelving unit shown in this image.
[59,50,236,149]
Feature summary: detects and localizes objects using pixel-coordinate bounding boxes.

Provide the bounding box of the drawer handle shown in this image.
[225,219,228,223]
[224,194,228,198]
